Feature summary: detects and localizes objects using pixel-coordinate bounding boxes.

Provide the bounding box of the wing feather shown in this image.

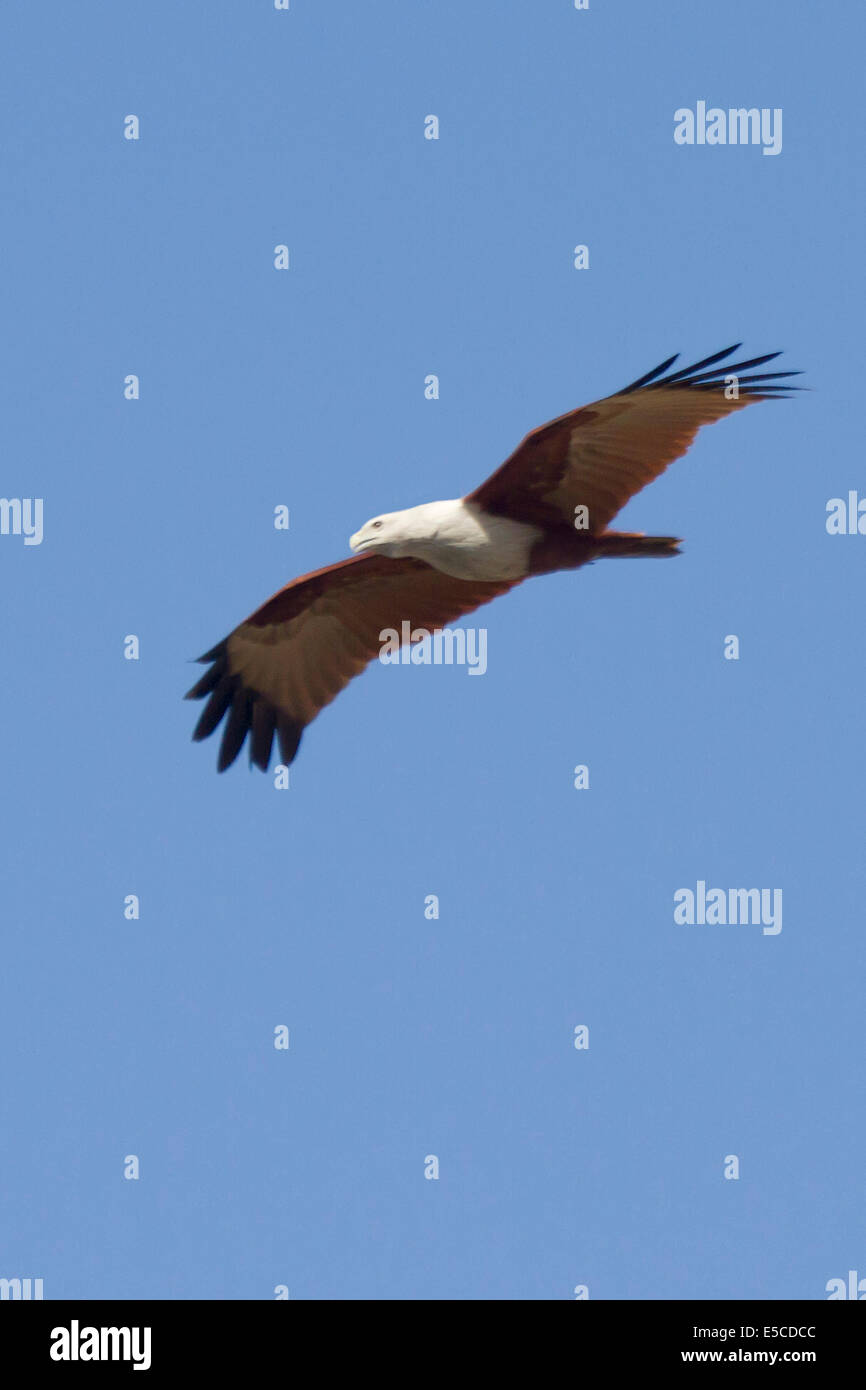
[187,553,514,770]
[469,346,801,531]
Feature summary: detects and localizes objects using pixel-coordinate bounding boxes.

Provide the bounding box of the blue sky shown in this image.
[1,1,863,1300]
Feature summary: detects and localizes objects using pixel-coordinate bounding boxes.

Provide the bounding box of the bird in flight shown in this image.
[187,344,800,772]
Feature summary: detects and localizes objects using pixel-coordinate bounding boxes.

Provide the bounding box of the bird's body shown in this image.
[187,344,801,772]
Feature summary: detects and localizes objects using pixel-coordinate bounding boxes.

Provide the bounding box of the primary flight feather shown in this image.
[187,344,800,771]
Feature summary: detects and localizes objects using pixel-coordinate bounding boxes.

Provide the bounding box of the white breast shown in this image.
[402,499,541,581]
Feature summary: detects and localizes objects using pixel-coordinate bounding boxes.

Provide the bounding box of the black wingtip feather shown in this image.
[277,717,303,767]
[621,345,801,399]
[649,343,742,385]
[249,700,277,771]
[218,690,254,772]
[184,662,223,701]
[619,353,680,394]
[186,638,301,773]
[195,643,225,663]
[192,675,238,742]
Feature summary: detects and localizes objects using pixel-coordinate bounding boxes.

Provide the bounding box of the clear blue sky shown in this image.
[2,1,863,1301]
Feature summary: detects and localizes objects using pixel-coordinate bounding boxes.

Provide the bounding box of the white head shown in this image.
[348,497,537,581]
[350,505,433,558]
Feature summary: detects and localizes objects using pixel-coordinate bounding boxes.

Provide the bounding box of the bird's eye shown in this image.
[372,520,383,529]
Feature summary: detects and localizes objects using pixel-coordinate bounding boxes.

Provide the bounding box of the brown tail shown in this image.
[597,530,682,558]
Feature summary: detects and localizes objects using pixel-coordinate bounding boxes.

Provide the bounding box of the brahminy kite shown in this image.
[187,344,800,771]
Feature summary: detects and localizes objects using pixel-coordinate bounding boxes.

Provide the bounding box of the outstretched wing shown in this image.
[186,553,515,771]
[468,345,802,531]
